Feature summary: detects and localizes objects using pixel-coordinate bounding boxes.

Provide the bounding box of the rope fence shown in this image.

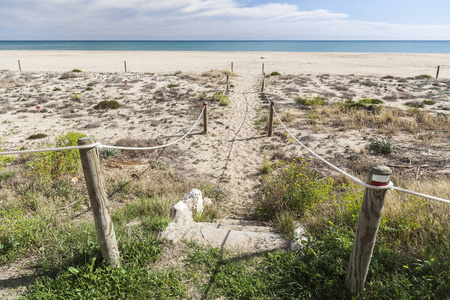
[261,74,450,205]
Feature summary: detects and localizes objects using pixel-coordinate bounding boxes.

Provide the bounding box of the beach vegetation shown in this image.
[196,92,207,101]
[71,69,83,73]
[358,98,383,105]
[27,133,48,140]
[270,71,281,76]
[296,96,327,106]
[85,87,93,91]
[71,93,82,101]
[52,87,61,91]
[167,84,178,88]
[94,100,121,109]
[219,95,230,106]
[423,100,436,105]
[367,137,395,155]
[415,74,433,79]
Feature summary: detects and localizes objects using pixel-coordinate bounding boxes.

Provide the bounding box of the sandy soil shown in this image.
[1,51,449,298]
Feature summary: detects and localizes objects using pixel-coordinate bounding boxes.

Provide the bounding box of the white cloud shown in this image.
[0,0,449,40]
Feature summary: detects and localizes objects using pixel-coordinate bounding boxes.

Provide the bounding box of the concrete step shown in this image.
[182,219,288,253]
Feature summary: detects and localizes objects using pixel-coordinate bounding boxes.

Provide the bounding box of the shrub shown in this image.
[167,84,178,88]
[71,69,83,73]
[85,87,93,91]
[219,95,230,106]
[26,131,87,179]
[270,71,281,76]
[258,155,273,174]
[52,87,61,91]
[423,100,436,105]
[71,93,81,101]
[367,137,395,155]
[0,149,14,170]
[359,98,383,105]
[415,74,432,79]
[94,100,121,109]
[296,96,327,106]
[27,133,48,140]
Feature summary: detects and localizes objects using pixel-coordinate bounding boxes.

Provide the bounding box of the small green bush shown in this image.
[52,87,61,91]
[94,100,121,109]
[71,93,81,101]
[423,100,436,105]
[415,74,432,79]
[270,71,281,76]
[71,69,83,73]
[368,137,395,155]
[296,96,327,106]
[26,131,87,179]
[219,95,230,106]
[0,149,14,170]
[85,87,93,91]
[359,98,383,105]
[167,84,178,88]
[27,133,48,140]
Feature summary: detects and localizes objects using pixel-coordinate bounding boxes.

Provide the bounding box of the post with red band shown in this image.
[346,165,392,295]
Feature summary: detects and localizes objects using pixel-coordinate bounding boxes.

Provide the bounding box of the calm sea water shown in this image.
[0,41,449,53]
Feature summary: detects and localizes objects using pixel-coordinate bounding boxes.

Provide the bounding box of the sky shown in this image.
[0,0,449,40]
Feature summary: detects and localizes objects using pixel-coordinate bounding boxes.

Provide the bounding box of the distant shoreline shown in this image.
[1,40,450,53]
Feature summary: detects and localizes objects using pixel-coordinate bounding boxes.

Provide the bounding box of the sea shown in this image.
[0,41,450,53]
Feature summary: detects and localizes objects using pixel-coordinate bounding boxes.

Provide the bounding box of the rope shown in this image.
[100,106,205,150]
[0,106,205,154]
[0,143,101,155]
[263,75,450,204]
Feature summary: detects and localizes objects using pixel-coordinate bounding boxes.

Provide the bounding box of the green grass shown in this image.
[296,96,327,106]
[423,100,436,105]
[359,98,383,105]
[415,74,433,79]
[52,87,61,92]
[367,137,395,155]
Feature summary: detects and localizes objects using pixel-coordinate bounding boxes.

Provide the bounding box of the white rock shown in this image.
[160,201,194,243]
[290,223,308,251]
[182,188,204,213]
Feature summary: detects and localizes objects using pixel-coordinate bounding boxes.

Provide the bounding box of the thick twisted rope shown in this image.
[262,75,450,204]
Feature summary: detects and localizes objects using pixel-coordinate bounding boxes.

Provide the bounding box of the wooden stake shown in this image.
[261,73,265,92]
[231,62,234,73]
[203,102,208,135]
[78,137,120,267]
[346,165,392,295]
[262,63,265,74]
[226,74,230,93]
[436,65,440,79]
[18,60,22,72]
[124,61,127,73]
[268,101,274,137]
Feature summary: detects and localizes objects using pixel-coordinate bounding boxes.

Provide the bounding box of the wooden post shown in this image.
[203,102,208,135]
[226,74,230,93]
[268,101,274,137]
[124,61,127,73]
[78,137,120,267]
[346,165,392,295]
[436,65,440,79]
[18,60,21,72]
[231,62,233,73]
[262,63,264,74]
[261,73,265,92]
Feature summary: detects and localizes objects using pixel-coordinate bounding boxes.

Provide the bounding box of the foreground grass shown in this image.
[1,133,449,299]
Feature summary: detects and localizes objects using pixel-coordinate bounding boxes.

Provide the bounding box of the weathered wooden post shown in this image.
[231,62,234,73]
[78,137,120,267]
[261,73,265,93]
[436,65,440,79]
[124,61,127,73]
[346,165,392,295]
[18,60,22,72]
[268,101,274,137]
[262,63,265,74]
[203,102,208,135]
[226,74,230,93]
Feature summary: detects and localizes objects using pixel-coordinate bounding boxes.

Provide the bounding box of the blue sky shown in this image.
[0,0,449,40]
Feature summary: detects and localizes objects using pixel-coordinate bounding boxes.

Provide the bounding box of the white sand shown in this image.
[1,51,449,217]
[0,51,449,78]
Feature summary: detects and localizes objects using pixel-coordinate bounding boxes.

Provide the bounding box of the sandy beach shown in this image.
[1,51,449,216]
[1,51,449,78]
